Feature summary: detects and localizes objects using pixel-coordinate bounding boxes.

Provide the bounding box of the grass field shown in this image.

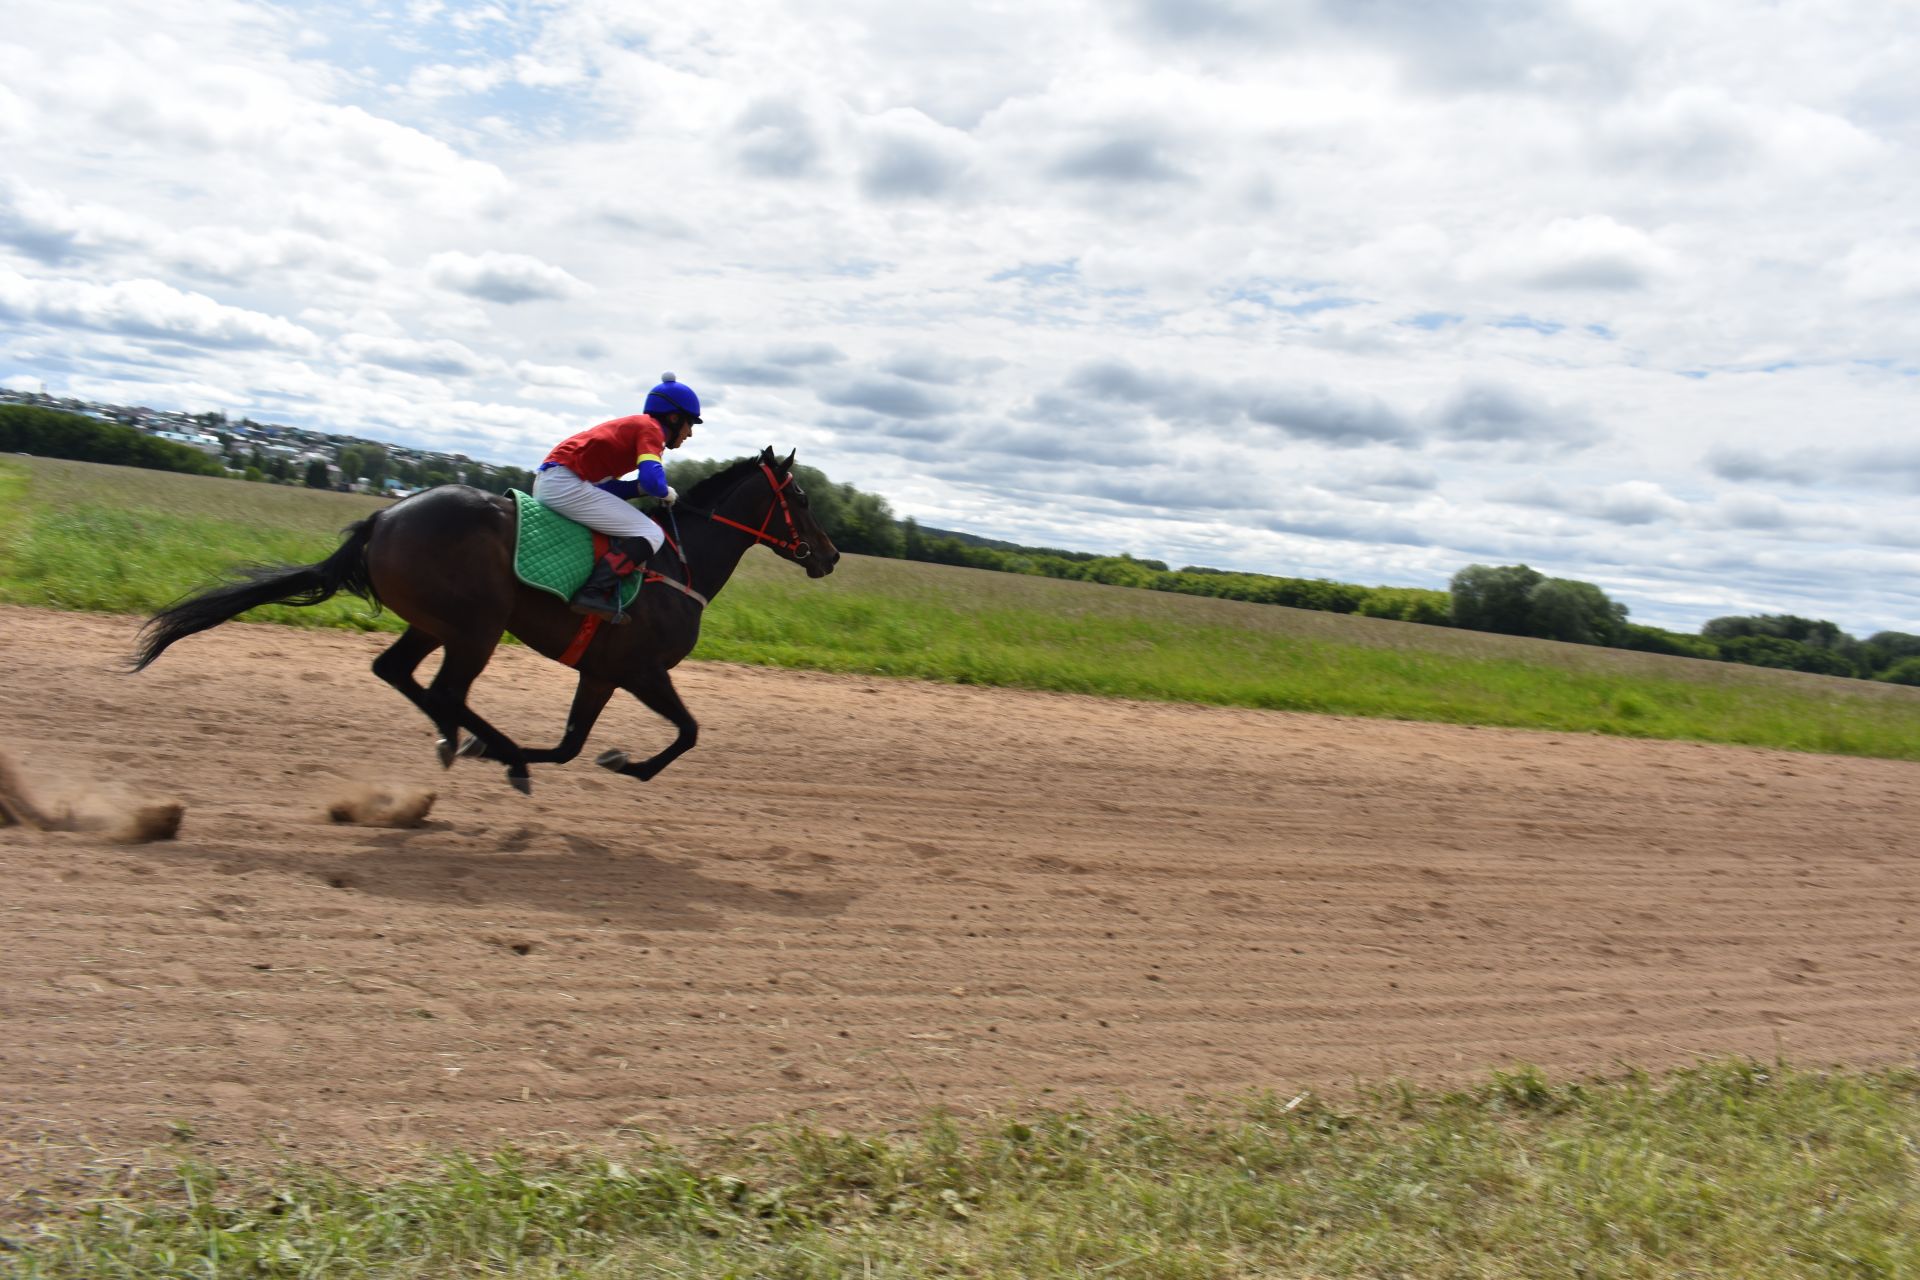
[10,1061,1920,1278]
[3,455,1918,760]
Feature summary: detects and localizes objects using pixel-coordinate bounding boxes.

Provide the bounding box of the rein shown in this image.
[676,461,812,561]
[646,504,709,607]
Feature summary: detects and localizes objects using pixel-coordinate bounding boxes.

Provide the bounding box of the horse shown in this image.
[132,448,839,794]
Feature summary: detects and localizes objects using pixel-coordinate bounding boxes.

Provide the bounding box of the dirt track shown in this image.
[4,604,1919,1182]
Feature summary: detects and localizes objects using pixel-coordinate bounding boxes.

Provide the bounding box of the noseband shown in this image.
[684,462,811,560]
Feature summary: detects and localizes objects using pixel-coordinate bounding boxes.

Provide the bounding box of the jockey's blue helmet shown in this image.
[645,373,702,423]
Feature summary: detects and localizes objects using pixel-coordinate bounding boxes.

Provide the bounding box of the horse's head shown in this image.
[697,448,840,577]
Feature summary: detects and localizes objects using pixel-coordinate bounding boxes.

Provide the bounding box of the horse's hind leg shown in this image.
[460,674,616,765]
[595,667,698,783]
[428,635,535,794]
[371,627,462,767]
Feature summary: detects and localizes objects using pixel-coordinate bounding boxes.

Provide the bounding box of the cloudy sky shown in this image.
[4,0,1918,634]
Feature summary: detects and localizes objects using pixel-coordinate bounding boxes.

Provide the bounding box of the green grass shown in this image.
[0,457,395,632]
[4,456,1918,759]
[10,1061,1920,1278]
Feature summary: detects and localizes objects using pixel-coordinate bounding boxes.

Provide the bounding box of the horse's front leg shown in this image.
[427,636,535,794]
[460,675,616,765]
[595,667,697,783]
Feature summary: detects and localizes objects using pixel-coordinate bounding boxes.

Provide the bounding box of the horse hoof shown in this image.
[435,737,456,769]
[508,773,531,796]
[457,735,487,759]
[595,749,628,773]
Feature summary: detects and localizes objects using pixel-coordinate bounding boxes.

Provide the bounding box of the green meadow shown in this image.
[12,1062,1920,1278]
[3,455,1917,760]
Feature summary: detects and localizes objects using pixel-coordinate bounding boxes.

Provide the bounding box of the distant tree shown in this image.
[336,443,391,486]
[1449,563,1544,635]
[1616,624,1719,660]
[1357,587,1453,626]
[1868,631,1920,659]
[1866,632,1920,676]
[303,458,331,489]
[793,465,904,557]
[1703,614,1849,648]
[243,465,265,483]
[1527,577,1629,645]
[1704,615,1867,675]
[1714,634,1856,676]
[1072,556,1160,590]
[1879,656,1920,687]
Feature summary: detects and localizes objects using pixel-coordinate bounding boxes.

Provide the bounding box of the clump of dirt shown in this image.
[0,752,63,830]
[327,785,436,828]
[0,752,183,842]
[119,802,185,842]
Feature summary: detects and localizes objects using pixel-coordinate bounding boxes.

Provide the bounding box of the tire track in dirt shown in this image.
[3,604,1919,1182]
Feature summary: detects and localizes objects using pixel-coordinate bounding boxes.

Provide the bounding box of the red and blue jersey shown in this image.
[542,414,670,499]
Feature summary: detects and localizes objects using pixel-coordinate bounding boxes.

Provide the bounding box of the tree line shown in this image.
[663,454,1920,687]
[0,404,226,477]
[1445,562,1920,684]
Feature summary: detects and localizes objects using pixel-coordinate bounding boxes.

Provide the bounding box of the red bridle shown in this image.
[693,461,812,560]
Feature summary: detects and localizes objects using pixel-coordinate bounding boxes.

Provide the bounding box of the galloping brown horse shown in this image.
[133,449,839,793]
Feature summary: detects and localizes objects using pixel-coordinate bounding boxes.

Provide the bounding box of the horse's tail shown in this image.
[131,515,381,671]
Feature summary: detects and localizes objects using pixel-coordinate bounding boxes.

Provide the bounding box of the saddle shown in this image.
[507,490,642,610]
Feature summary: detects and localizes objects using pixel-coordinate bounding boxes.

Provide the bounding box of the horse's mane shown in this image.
[682,454,769,508]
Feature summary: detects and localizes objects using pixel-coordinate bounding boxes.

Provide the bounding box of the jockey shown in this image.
[532,374,701,623]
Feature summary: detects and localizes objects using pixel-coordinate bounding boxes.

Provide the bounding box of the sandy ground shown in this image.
[3,603,1919,1188]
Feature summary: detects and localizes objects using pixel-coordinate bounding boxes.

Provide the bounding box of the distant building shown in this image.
[152,430,224,455]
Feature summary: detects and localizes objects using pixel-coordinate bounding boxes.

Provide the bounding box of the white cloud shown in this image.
[0,81,32,138]
[427,250,590,303]
[339,333,494,377]
[1595,87,1881,178]
[0,181,150,263]
[513,359,599,389]
[1593,481,1687,526]
[1484,216,1678,293]
[1842,241,1920,304]
[0,267,319,351]
[858,109,976,200]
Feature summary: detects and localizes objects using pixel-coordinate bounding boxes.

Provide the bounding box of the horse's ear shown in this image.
[759,445,775,465]
[781,449,797,473]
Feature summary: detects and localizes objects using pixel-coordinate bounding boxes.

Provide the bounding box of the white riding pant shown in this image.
[532,465,663,550]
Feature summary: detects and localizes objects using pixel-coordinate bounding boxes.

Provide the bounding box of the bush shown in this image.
[1357,586,1453,626]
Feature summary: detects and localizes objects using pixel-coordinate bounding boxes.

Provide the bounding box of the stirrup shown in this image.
[569,588,628,625]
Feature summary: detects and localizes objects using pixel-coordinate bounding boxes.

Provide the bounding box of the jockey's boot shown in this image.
[569,537,651,624]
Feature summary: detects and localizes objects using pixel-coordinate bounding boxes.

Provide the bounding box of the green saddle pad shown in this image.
[510,490,642,608]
